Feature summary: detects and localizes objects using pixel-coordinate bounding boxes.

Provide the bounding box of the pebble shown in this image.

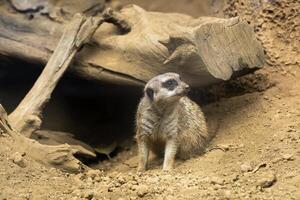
[83,190,94,200]
[282,154,294,161]
[136,185,148,197]
[221,190,232,199]
[86,169,102,180]
[72,189,81,197]
[257,173,277,188]
[218,144,231,151]
[241,162,253,172]
[210,176,225,185]
[11,152,26,168]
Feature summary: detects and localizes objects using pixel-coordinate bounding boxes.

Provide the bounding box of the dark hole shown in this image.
[0,55,142,165]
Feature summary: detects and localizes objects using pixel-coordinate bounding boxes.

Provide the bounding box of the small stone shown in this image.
[282,154,294,161]
[86,169,102,180]
[221,190,232,200]
[116,175,126,184]
[232,174,239,182]
[83,190,94,200]
[257,173,277,188]
[72,189,81,197]
[272,157,282,164]
[11,152,26,168]
[263,96,269,100]
[136,185,148,197]
[107,186,114,192]
[287,126,296,132]
[210,176,224,185]
[241,162,253,172]
[218,144,230,151]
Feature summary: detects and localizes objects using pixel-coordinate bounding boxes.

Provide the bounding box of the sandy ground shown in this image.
[0,0,299,199]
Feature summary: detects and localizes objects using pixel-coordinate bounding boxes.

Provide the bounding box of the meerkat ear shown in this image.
[146,88,154,101]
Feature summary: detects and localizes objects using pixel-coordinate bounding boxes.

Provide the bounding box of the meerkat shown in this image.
[135,72,208,171]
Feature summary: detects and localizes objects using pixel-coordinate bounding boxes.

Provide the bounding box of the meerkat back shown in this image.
[176,96,208,159]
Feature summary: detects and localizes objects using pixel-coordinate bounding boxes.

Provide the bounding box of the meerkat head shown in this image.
[144,72,189,104]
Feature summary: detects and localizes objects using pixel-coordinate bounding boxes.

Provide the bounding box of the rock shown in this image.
[72,189,81,196]
[257,173,277,188]
[86,169,102,180]
[241,162,253,172]
[221,190,232,200]
[282,154,294,161]
[11,152,26,168]
[218,144,231,151]
[232,174,239,182]
[136,185,148,198]
[210,177,225,185]
[83,190,94,200]
[116,175,127,185]
[287,126,296,132]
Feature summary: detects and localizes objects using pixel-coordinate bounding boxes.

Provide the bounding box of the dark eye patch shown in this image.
[162,79,178,91]
[146,88,154,101]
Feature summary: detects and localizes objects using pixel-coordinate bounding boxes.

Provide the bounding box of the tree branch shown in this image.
[8,14,103,137]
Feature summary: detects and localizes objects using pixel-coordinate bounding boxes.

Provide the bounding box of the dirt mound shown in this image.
[1,0,299,199]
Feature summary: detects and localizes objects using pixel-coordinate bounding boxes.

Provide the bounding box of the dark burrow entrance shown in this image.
[0,56,142,164]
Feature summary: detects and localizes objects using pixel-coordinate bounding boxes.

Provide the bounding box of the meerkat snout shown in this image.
[136,72,209,172]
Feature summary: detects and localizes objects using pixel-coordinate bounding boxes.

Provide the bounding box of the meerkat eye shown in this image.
[162,79,178,91]
[146,88,154,101]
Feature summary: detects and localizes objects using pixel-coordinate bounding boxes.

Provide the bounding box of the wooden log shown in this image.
[1,104,91,173]
[0,3,265,87]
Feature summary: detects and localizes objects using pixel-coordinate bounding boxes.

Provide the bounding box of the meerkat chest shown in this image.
[149,110,179,138]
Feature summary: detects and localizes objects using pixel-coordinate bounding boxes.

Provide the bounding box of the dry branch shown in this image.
[8,13,103,137]
[1,104,88,172]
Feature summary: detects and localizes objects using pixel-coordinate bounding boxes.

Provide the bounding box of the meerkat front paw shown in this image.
[162,162,174,171]
[137,161,147,172]
[162,167,173,171]
[137,165,147,172]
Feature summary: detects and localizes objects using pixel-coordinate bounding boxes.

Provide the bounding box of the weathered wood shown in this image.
[0,3,264,87]
[8,13,103,137]
[32,130,97,159]
[0,12,103,172]
[1,104,90,173]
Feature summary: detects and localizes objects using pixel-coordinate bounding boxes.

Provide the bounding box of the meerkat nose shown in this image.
[184,83,190,90]
[183,84,190,94]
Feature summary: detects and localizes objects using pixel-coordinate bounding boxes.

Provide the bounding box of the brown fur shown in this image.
[137,97,208,159]
[135,73,208,171]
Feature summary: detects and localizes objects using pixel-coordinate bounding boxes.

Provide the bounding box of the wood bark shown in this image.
[1,104,90,172]
[0,3,265,87]
[8,13,103,137]
[0,13,102,173]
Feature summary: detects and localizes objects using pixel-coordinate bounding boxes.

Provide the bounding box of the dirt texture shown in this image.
[0,0,299,199]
